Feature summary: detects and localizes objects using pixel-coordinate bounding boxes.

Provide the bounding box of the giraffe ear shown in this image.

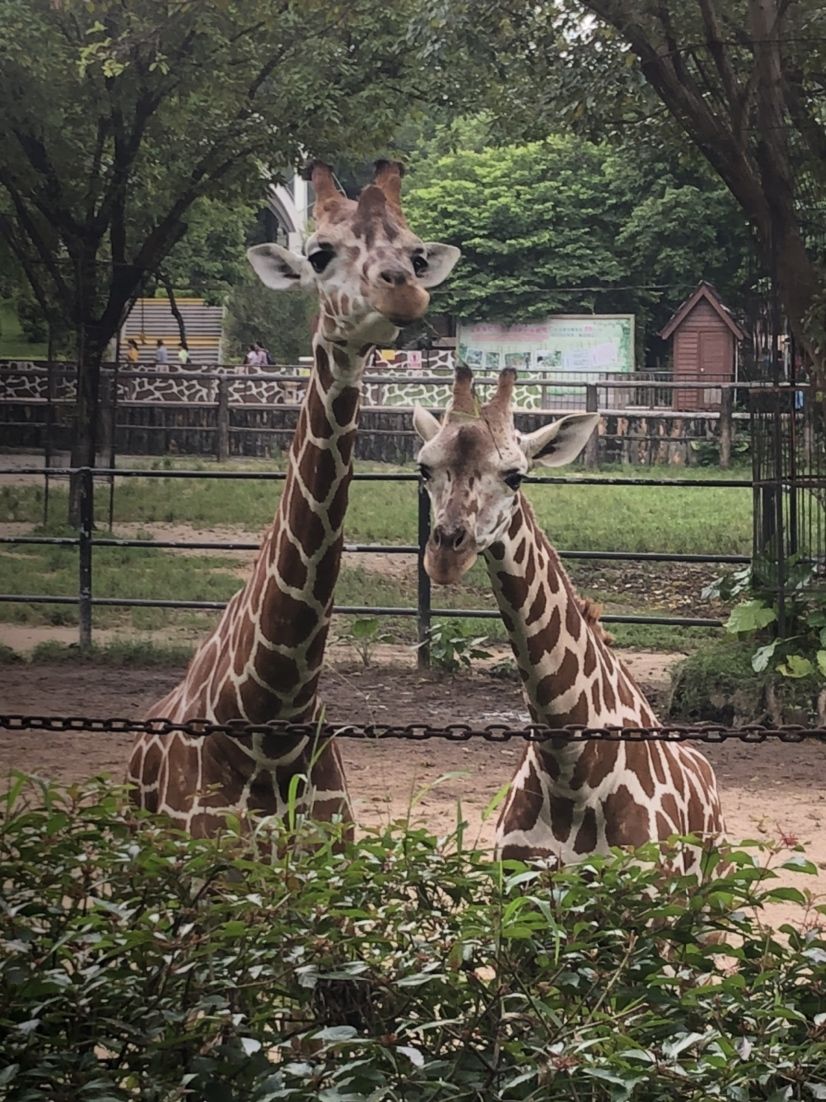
[417,243,461,288]
[412,404,441,441]
[521,413,600,468]
[247,244,311,290]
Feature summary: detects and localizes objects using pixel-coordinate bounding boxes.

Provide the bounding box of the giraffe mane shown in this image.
[576,598,615,647]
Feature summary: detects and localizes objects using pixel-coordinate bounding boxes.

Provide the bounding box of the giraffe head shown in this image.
[247,161,460,346]
[413,367,599,584]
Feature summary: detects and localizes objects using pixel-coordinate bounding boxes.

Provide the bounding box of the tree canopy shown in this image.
[0,0,445,513]
[404,134,754,360]
[423,0,826,374]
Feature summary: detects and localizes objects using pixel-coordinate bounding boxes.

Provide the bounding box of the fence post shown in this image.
[78,465,93,652]
[98,371,115,464]
[108,362,119,530]
[719,387,733,469]
[584,383,599,469]
[217,377,230,461]
[44,362,57,525]
[416,482,432,670]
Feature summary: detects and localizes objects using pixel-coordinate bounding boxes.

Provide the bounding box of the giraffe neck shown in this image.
[485,498,656,764]
[163,330,369,725]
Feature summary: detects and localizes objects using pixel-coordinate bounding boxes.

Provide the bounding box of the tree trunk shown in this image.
[160,274,187,348]
[68,323,106,527]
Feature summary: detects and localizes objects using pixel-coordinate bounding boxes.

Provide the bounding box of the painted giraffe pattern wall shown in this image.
[413,366,725,871]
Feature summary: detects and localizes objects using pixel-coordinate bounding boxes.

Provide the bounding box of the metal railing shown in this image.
[0,465,751,665]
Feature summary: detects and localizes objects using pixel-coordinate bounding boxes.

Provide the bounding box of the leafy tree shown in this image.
[422,0,826,378]
[404,135,754,358]
[404,139,627,322]
[163,197,257,306]
[0,0,434,519]
[224,277,316,364]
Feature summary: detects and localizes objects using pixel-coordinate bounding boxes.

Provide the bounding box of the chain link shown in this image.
[1,714,825,743]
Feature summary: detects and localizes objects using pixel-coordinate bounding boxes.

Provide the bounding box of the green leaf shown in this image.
[350,618,379,640]
[776,654,814,678]
[816,649,826,677]
[752,640,779,672]
[725,600,776,635]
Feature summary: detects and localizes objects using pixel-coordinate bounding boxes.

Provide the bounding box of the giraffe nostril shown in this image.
[380,268,408,287]
[433,525,443,548]
[452,529,467,551]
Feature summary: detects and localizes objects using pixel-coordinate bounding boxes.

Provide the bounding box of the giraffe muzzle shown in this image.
[425,524,478,584]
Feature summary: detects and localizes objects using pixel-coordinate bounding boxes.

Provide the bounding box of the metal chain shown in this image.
[1,715,825,744]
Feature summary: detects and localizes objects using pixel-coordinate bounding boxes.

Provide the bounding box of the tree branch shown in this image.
[0,215,58,325]
[696,0,743,108]
[159,272,187,347]
[0,171,73,307]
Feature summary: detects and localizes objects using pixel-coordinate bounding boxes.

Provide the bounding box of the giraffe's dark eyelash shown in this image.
[418,464,432,481]
[502,470,523,490]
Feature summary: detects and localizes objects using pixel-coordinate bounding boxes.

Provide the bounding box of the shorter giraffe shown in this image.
[413,367,724,870]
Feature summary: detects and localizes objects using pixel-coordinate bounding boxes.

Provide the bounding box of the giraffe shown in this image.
[127,161,460,835]
[412,366,724,870]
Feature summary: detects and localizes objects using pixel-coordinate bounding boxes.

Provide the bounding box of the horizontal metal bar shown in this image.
[0,466,752,487]
[560,550,750,563]
[0,534,749,564]
[0,592,723,627]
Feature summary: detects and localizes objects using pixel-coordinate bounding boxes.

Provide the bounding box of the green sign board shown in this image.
[457,315,635,386]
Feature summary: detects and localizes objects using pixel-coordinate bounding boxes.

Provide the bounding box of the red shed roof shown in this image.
[658,281,745,341]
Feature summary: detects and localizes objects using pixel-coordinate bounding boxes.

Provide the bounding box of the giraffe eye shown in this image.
[503,470,523,490]
[418,463,432,482]
[412,254,428,276]
[308,248,334,273]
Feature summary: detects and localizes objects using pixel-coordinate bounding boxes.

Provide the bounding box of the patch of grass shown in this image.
[0,542,242,628]
[30,639,194,666]
[0,535,722,654]
[0,641,24,663]
[1,461,752,555]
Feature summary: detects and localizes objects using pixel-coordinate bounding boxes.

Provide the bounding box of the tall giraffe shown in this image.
[413,367,724,868]
[128,161,460,835]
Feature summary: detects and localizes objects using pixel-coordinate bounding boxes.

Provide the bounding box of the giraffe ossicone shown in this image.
[127,160,460,836]
[413,367,725,870]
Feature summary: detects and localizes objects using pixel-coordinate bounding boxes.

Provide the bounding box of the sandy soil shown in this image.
[1,661,824,924]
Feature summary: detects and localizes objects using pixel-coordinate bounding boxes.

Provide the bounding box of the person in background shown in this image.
[252,342,268,367]
[125,338,140,367]
[244,343,258,367]
[259,343,274,366]
[155,339,169,370]
[178,342,190,366]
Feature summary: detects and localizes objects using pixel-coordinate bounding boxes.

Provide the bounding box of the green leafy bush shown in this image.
[426,622,493,672]
[2,777,826,1100]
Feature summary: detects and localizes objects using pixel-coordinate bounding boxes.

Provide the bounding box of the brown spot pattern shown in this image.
[573,807,597,853]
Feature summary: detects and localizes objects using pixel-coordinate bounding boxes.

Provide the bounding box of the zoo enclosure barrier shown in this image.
[2,714,826,744]
[0,464,752,665]
[0,364,753,467]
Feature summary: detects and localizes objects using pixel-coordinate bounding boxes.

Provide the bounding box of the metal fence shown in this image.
[0,464,751,665]
[749,380,826,641]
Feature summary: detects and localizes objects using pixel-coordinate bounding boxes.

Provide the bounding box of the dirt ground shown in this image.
[2,660,825,921]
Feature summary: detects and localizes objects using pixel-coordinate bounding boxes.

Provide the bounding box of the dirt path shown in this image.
[1,661,823,924]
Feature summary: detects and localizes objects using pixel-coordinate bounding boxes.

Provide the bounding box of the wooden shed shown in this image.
[659,282,744,410]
